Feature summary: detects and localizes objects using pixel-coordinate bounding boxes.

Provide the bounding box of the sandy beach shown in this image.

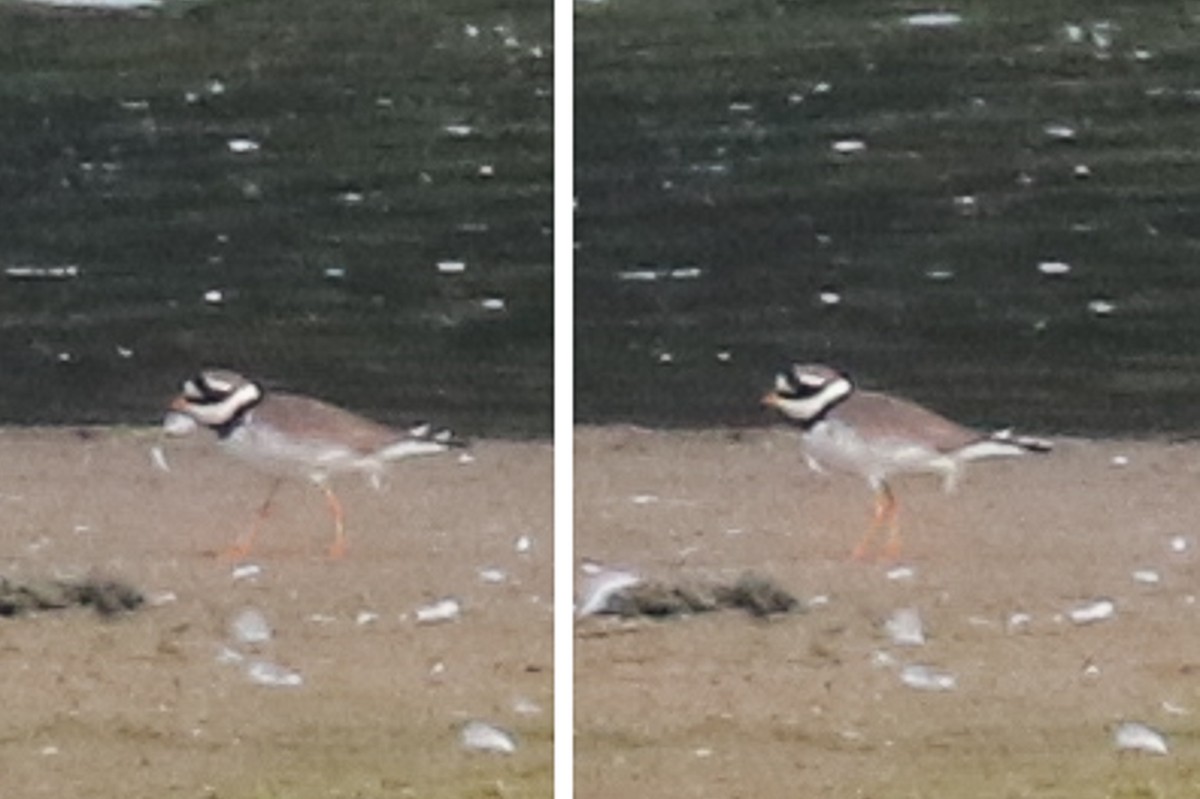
[0,428,552,798]
[575,425,1200,798]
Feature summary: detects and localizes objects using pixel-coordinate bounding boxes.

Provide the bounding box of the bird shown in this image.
[761,363,1051,561]
[166,368,462,560]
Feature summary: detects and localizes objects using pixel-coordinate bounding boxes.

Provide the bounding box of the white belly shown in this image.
[222,422,369,483]
[802,420,957,487]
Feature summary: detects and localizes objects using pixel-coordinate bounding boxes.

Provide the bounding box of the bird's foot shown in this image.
[218,542,254,563]
[850,541,874,562]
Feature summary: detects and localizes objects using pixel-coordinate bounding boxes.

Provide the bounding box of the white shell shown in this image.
[460,720,517,755]
[231,563,263,581]
[1068,598,1116,625]
[1114,721,1168,755]
[231,608,272,645]
[246,660,303,688]
[576,569,641,617]
[215,645,245,665]
[885,608,926,646]
[415,597,462,624]
[899,664,957,691]
[1007,612,1033,632]
[478,568,507,584]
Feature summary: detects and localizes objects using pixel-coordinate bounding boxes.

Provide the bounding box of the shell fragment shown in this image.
[1114,721,1168,755]
[460,720,517,754]
[899,664,957,692]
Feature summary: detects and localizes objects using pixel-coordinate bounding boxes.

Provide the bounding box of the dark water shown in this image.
[0,0,552,436]
[576,1,1200,437]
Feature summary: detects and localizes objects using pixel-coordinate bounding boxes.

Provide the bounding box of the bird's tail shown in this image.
[378,423,468,462]
[958,429,1053,461]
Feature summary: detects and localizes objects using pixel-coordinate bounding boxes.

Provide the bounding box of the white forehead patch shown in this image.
[202,373,236,394]
[775,373,792,393]
[182,380,205,400]
[794,369,830,388]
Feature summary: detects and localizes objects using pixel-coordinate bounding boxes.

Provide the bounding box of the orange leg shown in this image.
[851,482,897,562]
[880,486,903,562]
[222,478,282,562]
[321,484,348,559]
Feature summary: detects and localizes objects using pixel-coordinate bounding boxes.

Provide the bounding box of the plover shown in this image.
[762,363,1051,560]
[167,369,461,560]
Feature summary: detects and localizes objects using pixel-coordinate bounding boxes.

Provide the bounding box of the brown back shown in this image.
[260,393,400,454]
[836,390,982,453]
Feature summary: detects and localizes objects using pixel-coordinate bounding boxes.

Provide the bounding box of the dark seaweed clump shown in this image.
[607,573,801,620]
[0,576,144,618]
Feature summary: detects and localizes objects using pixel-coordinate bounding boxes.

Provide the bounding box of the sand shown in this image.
[575,425,1200,798]
[0,428,552,798]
